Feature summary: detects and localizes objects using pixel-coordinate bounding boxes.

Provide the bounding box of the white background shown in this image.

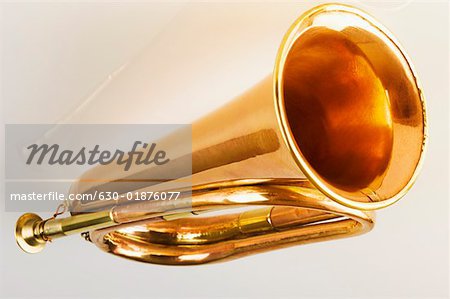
[0,1,448,298]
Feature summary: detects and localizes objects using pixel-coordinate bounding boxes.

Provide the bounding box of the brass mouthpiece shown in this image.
[15,211,117,253]
[15,213,47,254]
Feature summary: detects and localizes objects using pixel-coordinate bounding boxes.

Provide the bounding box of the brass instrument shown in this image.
[15,4,426,265]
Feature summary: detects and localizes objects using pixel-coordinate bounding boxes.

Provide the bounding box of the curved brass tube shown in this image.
[90,180,374,265]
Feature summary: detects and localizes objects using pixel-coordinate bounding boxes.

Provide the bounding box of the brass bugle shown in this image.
[15,4,426,265]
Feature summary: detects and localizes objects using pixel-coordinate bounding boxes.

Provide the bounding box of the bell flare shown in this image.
[273,4,426,209]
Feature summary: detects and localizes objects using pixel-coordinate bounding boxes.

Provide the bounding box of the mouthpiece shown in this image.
[15,213,47,254]
[15,210,117,253]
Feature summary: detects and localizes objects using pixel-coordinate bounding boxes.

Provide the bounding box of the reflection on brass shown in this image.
[192,129,280,173]
[15,4,426,265]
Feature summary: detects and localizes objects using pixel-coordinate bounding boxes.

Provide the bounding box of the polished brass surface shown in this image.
[15,4,426,264]
[90,181,374,264]
[15,210,117,253]
[283,28,394,192]
[15,213,46,254]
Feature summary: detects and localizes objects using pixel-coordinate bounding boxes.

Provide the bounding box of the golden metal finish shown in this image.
[15,210,117,253]
[15,4,426,265]
[90,180,375,264]
[15,213,46,254]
